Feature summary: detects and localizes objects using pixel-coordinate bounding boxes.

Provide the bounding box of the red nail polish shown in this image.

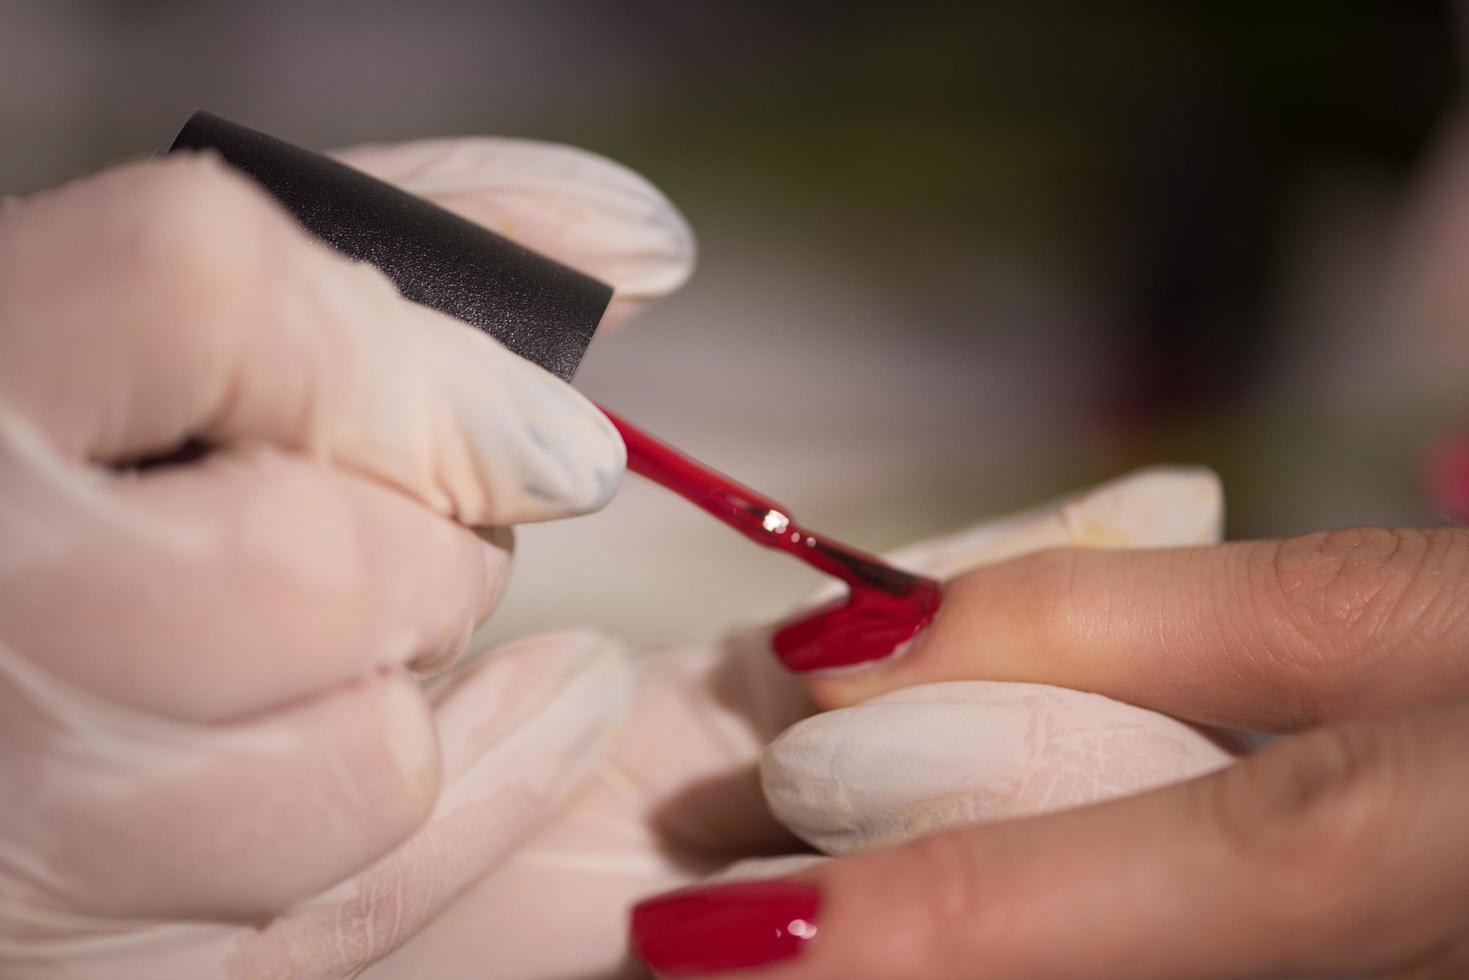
[603,408,942,673]
[631,880,822,975]
[770,580,938,672]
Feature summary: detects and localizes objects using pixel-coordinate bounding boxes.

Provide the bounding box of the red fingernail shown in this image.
[631,880,822,975]
[772,578,941,673]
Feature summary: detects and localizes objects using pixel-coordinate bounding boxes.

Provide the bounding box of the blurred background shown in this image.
[4,1,1468,647]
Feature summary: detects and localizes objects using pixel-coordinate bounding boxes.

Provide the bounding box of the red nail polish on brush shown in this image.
[174,112,942,672]
[632,880,822,975]
[604,410,942,672]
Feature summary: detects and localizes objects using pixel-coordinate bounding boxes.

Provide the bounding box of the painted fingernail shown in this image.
[631,880,822,975]
[771,579,941,673]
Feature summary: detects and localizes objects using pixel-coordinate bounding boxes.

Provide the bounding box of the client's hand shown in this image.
[635,499,1469,977]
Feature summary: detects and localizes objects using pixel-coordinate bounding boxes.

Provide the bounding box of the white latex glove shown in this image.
[367,467,1237,979]
[0,137,692,978]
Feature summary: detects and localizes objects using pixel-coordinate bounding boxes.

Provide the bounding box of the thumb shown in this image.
[631,700,1469,979]
[0,154,622,526]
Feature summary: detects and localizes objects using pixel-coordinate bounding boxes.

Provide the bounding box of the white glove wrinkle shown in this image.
[435,632,634,812]
[763,682,1237,856]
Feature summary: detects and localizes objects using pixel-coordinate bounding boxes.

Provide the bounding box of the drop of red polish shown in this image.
[601,408,942,671]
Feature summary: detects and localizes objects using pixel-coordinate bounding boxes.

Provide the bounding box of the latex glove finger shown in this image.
[1,632,635,979]
[0,434,504,719]
[762,681,1235,856]
[0,655,438,923]
[365,635,811,980]
[0,154,621,526]
[332,137,695,331]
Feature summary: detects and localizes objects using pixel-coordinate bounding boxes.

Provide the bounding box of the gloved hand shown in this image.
[363,467,1237,979]
[0,136,692,977]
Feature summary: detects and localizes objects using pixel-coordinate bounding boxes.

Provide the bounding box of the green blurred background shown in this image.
[5,1,1467,644]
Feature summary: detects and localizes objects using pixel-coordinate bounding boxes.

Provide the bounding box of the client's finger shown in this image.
[811,526,1469,731]
[633,699,1469,979]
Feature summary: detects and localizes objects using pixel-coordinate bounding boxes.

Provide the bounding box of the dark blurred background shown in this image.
[5,1,1467,644]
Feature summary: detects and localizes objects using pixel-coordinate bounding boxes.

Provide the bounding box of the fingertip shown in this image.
[763,681,1238,856]
[801,528,1208,712]
[444,336,626,524]
[630,879,824,977]
[795,579,977,710]
[786,467,1228,710]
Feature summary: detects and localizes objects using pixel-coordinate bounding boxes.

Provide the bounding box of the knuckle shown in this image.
[1204,720,1402,906]
[1271,528,1421,642]
[1260,529,1469,716]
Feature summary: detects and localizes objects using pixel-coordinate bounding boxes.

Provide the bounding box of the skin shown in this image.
[720,527,1469,979]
